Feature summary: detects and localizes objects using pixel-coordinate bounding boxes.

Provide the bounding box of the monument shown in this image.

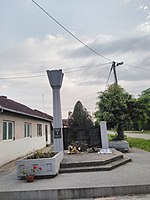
[100,121,112,154]
[47,69,64,152]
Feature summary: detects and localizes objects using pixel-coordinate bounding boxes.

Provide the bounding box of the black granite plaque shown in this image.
[54,128,61,139]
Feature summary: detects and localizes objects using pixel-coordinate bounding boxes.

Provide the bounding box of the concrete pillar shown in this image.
[100,121,112,154]
[47,69,64,152]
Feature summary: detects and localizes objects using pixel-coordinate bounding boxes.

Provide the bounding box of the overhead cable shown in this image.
[0,74,45,80]
[0,62,110,80]
[32,0,113,62]
[105,65,113,87]
[1,61,149,80]
[125,64,150,71]
[65,62,111,73]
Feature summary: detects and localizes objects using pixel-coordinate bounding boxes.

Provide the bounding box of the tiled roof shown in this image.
[0,96,52,121]
[62,119,69,127]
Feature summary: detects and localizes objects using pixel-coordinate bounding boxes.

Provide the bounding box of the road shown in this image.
[108,131,150,140]
[125,132,150,140]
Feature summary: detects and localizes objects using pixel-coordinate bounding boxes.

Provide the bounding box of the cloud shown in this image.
[120,79,150,97]
[122,0,150,33]
[68,33,150,60]
[123,0,132,3]
[0,32,150,118]
[136,0,150,32]
[137,22,150,32]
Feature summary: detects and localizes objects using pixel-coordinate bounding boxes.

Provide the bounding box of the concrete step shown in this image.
[59,156,131,173]
[60,154,123,168]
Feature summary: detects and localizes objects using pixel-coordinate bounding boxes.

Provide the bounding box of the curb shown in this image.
[0,184,150,200]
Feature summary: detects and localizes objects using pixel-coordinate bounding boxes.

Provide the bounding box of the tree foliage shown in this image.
[68,101,93,128]
[95,85,150,137]
[138,88,150,130]
[95,84,134,139]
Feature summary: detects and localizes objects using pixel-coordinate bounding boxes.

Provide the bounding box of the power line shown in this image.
[0,62,110,80]
[0,74,45,80]
[125,63,150,71]
[1,62,149,80]
[105,65,113,87]
[0,71,45,76]
[0,71,43,76]
[32,0,113,62]
[65,62,111,73]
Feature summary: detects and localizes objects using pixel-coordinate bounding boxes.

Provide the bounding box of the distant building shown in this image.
[62,119,69,128]
[0,96,53,166]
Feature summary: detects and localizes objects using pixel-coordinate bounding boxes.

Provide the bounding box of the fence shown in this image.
[63,127,101,149]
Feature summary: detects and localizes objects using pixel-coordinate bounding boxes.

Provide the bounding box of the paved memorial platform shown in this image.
[0,148,149,200]
[60,149,131,173]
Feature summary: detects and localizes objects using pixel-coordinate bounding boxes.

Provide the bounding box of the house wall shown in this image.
[0,112,52,166]
[0,136,46,166]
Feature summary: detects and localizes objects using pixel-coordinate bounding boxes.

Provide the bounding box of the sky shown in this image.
[0,0,150,118]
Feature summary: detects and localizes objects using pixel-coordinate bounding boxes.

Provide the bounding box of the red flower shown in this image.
[33,166,37,169]
[39,167,42,170]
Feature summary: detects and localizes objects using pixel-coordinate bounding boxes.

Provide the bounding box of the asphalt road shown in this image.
[125,132,150,140]
[108,131,150,140]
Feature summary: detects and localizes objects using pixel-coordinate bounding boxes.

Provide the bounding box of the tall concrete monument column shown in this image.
[47,69,64,152]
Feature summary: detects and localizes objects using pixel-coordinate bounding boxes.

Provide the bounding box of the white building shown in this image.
[0,96,53,166]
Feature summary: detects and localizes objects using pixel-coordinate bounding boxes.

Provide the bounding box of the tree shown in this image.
[138,88,150,130]
[68,101,93,128]
[95,84,134,139]
[126,97,145,131]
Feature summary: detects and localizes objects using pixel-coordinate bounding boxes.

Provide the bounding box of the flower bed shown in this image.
[17,151,64,177]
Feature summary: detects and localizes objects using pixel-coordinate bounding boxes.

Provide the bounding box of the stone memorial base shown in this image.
[59,148,131,173]
[109,140,129,152]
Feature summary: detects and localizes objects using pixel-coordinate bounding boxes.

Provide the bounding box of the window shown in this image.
[37,124,42,136]
[24,123,31,137]
[3,121,14,140]
[45,125,48,142]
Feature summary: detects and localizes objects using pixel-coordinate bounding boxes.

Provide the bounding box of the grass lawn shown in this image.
[126,137,150,152]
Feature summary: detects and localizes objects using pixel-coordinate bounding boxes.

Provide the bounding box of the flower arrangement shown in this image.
[21,165,42,182]
[27,150,57,159]
[22,165,42,176]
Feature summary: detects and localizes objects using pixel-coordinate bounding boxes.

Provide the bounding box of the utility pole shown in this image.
[111,61,123,85]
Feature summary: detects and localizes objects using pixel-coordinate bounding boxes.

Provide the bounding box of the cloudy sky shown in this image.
[0,0,150,118]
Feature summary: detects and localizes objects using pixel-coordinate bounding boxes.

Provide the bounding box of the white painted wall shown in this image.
[0,112,52,166]
[0,136,46,166]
